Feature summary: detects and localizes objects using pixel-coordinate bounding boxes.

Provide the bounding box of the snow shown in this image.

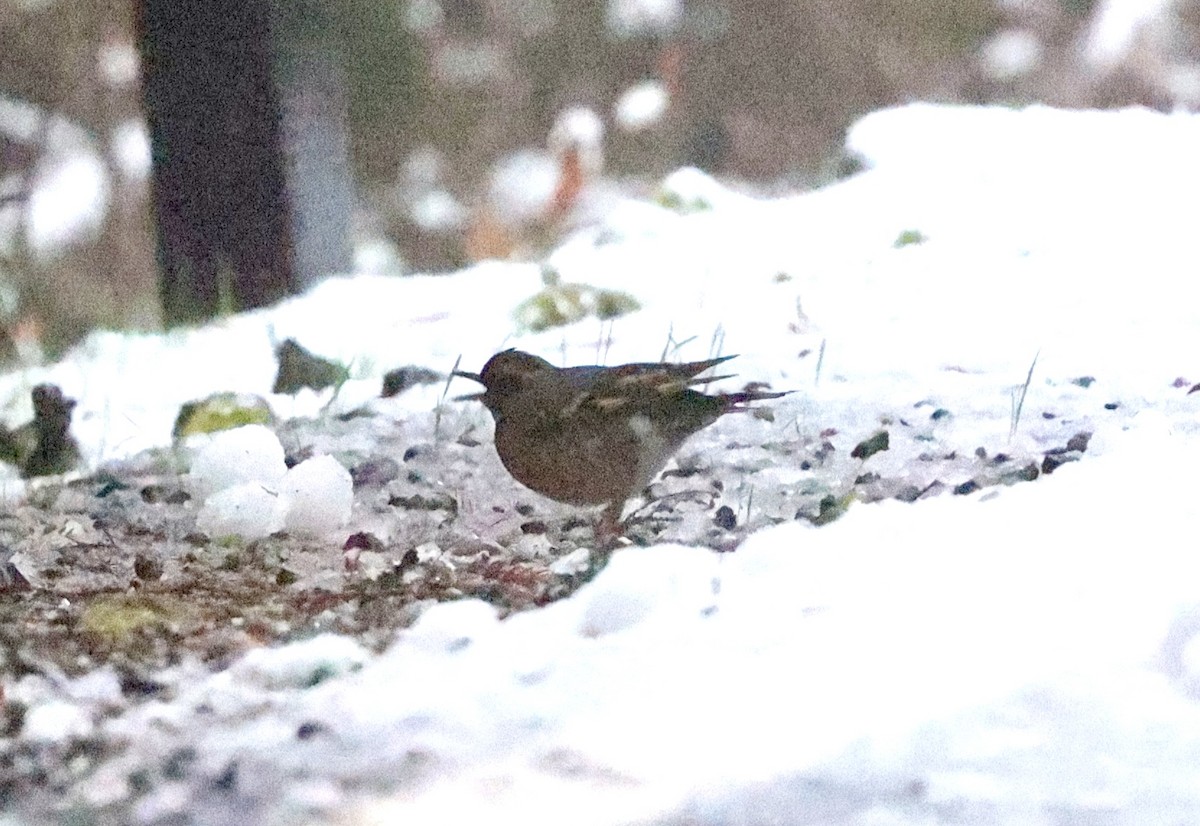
[606,0,681,37]
[190,424,353,539]
[21,699,94,744]
[96,38,140,89]
[1085,0,1174,67]
[26,153,109,252]
[110,118,152,182]
[614,80,669,131]
[979,29,1042,79]
[0,94,109,256]
[189,424,287,495]
[349,424,1200,822]
[278,453,353,536]
[489,150,564,224]
[11,103,1200,822]
[195,482,282,540]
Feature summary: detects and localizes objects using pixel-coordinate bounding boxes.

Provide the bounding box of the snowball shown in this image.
[189,424,286,496]
[196,481,283,540]
[279,454,353,536]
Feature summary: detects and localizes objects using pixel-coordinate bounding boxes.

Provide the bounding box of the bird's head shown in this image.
[453,349,555,416]
[31,384,75,421]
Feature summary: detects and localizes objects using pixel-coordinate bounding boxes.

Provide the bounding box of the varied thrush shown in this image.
[455,349,787,534]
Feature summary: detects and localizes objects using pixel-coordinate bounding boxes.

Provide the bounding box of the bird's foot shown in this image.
[593,503,631,549]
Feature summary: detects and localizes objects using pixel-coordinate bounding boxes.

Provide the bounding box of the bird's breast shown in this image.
[492,414,678,507]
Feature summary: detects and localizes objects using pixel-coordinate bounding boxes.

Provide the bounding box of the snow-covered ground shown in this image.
[8,103,1200,824]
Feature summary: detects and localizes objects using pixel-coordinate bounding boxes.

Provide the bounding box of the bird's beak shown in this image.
[452,369,485,401]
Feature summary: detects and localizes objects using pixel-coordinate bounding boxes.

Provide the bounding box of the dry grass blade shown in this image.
[1009,349,1040,442]
[435,354,462,442]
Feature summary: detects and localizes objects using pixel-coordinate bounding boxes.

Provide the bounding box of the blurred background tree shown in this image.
[1,0,1197,354]
[138,0,356,324]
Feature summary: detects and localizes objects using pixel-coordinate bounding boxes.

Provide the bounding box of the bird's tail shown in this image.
[721,388,792,411]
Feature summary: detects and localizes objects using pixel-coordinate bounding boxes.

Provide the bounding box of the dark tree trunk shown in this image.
[137,0,353,325]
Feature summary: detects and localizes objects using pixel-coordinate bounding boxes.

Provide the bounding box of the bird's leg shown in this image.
[595,501,625,542]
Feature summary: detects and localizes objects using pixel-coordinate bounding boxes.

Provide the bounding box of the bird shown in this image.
[455,349,788,535]
[0,384,81,478]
